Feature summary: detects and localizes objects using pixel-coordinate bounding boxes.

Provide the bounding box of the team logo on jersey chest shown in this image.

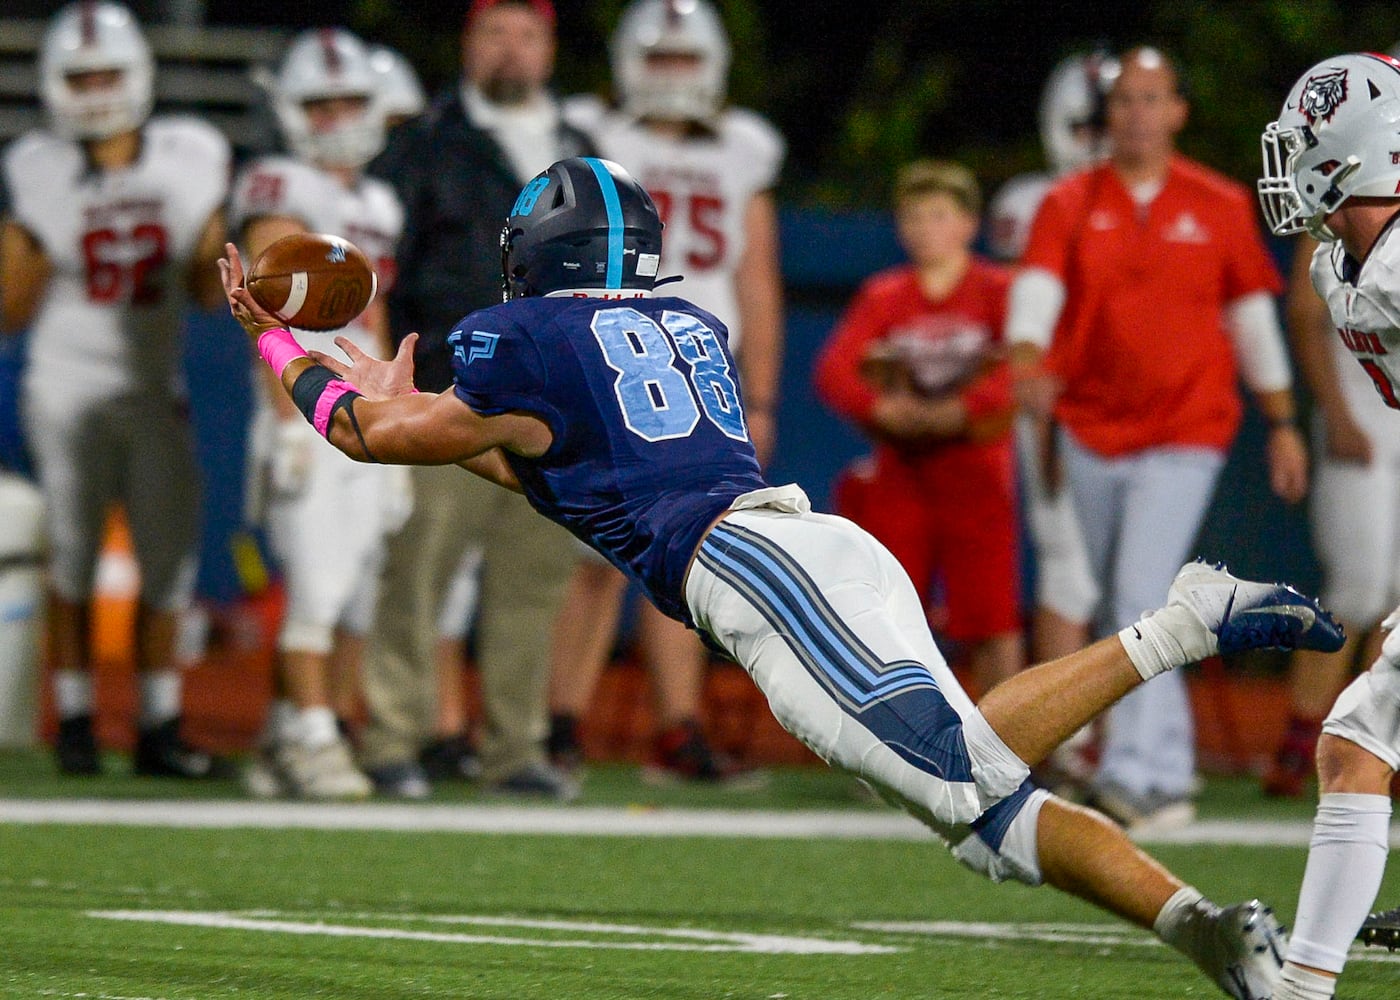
[1298,68,1348,126]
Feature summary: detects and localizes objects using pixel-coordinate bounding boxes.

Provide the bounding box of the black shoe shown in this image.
[1359,906,1400,950]
[55,715,101,775]
[547,713,584,776]
[418,733,481,783]
[133,718,232,779]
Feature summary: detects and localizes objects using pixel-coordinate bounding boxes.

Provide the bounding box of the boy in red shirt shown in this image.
[814,160,1022,694]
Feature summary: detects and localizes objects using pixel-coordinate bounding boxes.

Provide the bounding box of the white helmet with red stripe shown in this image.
[611,0,731,123]
[39,1,154,140]
[1259,52,1400,240]
[1038,50,1114,175]
[272,28,387,169]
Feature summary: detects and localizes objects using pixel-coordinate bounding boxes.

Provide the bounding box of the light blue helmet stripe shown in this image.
[582,157,624,288]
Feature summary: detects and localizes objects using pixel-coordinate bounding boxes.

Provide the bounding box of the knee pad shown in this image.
[950,783,1050,886]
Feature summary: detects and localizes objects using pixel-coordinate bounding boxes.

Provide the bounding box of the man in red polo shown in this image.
[1008,46,1309,830]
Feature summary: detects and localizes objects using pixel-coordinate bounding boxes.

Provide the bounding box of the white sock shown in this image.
[137,670,182,729]
[1285,792,1391,974]
[295,706,340,750]
[1118,604,1211,680]
[53,670,94,719]
[1153,885,1212,957]
[1274,963,1336,1000]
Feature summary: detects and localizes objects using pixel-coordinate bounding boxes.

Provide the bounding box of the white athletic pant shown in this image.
[1061,431,1225,799]
[685,486,1031,830]
[1016,415,1100,623]
[1310,419,1400,627]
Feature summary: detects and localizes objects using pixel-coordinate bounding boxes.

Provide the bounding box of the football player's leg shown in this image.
[1276,659,1399,999]
[25,392,114,770]
[124,399,200,731]
[690,508,1029,826]
[265,455,387,796]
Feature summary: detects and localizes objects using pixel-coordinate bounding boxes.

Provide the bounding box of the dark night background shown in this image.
[196,1,1400,204]
[16,0,1400,205]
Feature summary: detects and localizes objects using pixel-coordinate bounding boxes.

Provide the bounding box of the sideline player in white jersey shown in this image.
[989,52,1111,794]
[1258,50,1400,998]
[231,28,405,800]
[549,0,784,783]
[0,2,229,777]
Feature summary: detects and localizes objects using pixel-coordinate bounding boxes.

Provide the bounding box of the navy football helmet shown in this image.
[500,156,664,301]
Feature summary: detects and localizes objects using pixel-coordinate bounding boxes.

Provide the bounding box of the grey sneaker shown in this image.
[281,738,372,800]
[1090,780,1196,834]
[1167,560,1345,657]
[1197,900,1286,1000]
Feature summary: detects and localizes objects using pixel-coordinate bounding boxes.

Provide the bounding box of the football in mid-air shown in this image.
[246,232,376,331]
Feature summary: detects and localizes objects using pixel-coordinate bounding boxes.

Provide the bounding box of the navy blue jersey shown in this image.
[449,294,768,622]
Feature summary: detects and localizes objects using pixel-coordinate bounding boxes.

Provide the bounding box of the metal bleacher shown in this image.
[0,18,289,157]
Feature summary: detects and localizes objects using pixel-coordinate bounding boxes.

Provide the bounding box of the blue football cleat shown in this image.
[1167,560,1345,657]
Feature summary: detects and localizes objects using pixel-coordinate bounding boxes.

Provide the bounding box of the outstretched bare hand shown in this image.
[308,333,420,402]
[218,242,283,338]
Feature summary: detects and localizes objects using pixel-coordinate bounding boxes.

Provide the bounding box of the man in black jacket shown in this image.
[361,0,591,799]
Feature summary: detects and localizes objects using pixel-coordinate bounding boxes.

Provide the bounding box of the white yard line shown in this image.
[87,909,898,955]
[0,798,1393,846]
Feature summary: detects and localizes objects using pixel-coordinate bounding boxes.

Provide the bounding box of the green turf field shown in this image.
[0,751,1395,999]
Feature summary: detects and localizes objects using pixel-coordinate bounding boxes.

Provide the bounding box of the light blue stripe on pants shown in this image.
[1061,429,1225,799]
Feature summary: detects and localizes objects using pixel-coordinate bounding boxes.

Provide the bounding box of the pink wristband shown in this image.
[258,327,308,378]
[312,379,359,438]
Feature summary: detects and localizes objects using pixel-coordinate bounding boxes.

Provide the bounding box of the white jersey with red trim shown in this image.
[2,116,229,398]
[563,96,783,349]
[1312,227,1400,422]
[229,155,402,356]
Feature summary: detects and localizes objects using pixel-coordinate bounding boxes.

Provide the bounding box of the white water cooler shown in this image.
[0,473,44,747]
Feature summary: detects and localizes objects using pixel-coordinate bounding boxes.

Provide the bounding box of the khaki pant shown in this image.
[359,463,578,781]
